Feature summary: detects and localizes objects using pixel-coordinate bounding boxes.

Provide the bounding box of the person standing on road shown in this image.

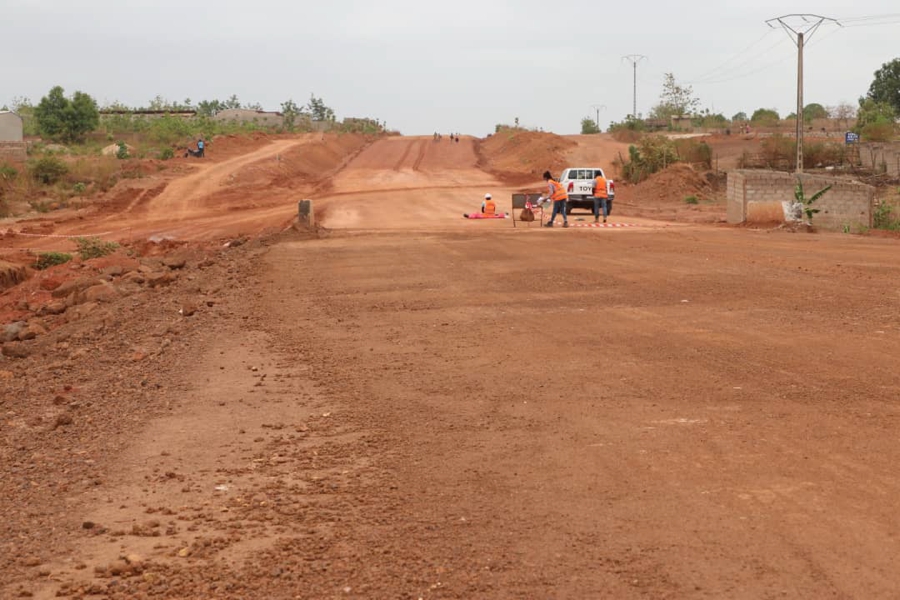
[593,171,609,224]
[196,137,205,158]
[542,171,568,228]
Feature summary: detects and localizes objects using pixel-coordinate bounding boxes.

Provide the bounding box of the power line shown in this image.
[693,54,793,86]
[843,19,900,28]
[835,13,900,23]
[686,36,791,84]
[683,29,778,84]
[697,20,847,86]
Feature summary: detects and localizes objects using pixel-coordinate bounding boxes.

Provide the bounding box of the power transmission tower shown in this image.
[765,14,840,173]
[622,55,646,119]
[590,104,607,130]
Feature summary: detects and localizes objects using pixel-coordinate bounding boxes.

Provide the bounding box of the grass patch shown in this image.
[874,202,900,231]
[30,156,69,185]
[33,252,73,270]
[74,236,119,260]
[684,195,699,205]
[66,155,120,193]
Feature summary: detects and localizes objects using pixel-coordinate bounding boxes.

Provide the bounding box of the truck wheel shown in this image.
[607,199,613,216]
[566,203,574,215]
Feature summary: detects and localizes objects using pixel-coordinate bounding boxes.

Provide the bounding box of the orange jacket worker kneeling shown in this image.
[482,193,497,215]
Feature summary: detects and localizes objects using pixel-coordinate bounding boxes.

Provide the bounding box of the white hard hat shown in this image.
[484,193,492,199]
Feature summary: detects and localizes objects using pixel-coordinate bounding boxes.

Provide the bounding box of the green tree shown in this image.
[731,111,748,122]
[281,99,303,132]
[751,108,780,126]
[580,117,601,134]
[306,94,335,122]
[10,96,38,136]
[856,98,896,128]
[867,58,900,114]
[608,115,646,132]
[649,73,700,120]
[144,95,193,111]
[693,109,726,128]
[34,86,99,143]
[856,97,896,141]
[34,86,68,139]
[804,103,828,121]
[223,95,242,110]
[196,99,225,117]
[70,91,100,138]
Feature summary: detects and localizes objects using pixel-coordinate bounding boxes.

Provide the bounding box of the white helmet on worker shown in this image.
[484,193,492,200]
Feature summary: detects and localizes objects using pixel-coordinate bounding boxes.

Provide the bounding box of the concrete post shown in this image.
[298,199,315,227]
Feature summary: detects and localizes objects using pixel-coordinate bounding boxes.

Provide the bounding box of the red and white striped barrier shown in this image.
[540,221,642,228]
[567,222,641,228]
[5,230,115,238]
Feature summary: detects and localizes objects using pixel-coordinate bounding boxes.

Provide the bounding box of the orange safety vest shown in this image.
[549,179,568,201]
[594,176,608,199]
[483,199,497,215]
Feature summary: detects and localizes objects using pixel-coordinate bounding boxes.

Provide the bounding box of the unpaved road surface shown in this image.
[3,134,900,599]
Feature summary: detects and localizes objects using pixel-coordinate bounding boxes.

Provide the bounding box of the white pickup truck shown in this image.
[559,167,615,215]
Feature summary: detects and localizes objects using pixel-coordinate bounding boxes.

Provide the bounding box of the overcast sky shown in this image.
[2,0,899,136]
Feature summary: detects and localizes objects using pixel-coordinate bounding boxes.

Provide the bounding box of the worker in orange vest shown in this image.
[593,172,609,223]
[482,193,497,216]
[541,171,569,228]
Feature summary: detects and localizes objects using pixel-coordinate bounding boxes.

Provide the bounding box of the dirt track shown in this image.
[3,133,900,598]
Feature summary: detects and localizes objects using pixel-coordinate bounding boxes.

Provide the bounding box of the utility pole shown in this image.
[766,14,839,173]
[590,104,607,131]
[622,55,646,119]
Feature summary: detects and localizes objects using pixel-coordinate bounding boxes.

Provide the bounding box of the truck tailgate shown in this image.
[570,182,594,196]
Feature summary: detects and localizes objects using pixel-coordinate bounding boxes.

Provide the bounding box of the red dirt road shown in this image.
[3,134,900,599]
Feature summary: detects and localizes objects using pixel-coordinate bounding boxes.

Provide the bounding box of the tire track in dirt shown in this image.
[314,136,510,229]
[393,139,416,171]
[412,139,429,172]
[144,139,308,222]
[124,183,168,214]
[310,138,378,196]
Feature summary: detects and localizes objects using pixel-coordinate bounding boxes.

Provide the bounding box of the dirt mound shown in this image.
[272,133,370,190]
[614,163,726,223]
[635,163,713,203]
[477,129,575,186]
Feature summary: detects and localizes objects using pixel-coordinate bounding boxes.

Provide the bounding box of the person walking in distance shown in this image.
[542,171,568,228]
[593,171,609,223]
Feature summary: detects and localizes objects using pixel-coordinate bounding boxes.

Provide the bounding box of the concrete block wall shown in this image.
[859,143,900,177]
[727,170,874,231]
[726,171,746,224]
[0,142,27,162]
[213,109,285,128]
